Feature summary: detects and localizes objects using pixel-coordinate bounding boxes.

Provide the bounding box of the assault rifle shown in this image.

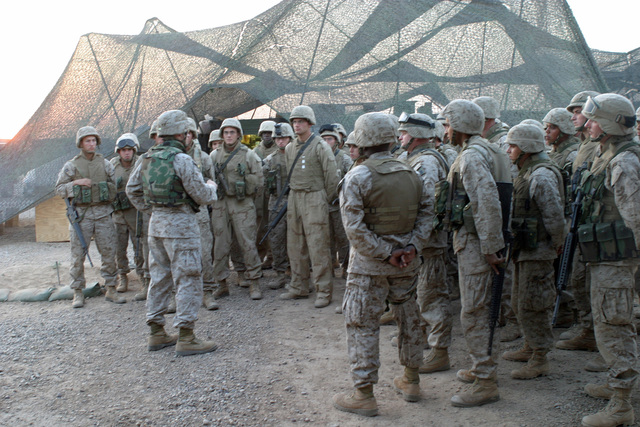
[552,188,583,326]
[64,198,93,267]
[214,163,230,200]
[259,199,288,245]
[488,181,513,356]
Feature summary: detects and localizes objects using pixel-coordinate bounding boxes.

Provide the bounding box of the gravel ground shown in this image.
[0,213,637,426]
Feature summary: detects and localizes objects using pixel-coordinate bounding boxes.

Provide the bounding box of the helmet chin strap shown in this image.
[591,131,606,142]
[512,151,526,165]
[575,117,588,132]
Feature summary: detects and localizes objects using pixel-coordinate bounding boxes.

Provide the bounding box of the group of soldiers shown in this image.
[55,92,640,426]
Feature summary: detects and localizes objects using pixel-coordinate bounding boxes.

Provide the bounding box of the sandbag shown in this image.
[48,282,102,301]
[0,289,9,302]
[7,287,56,302]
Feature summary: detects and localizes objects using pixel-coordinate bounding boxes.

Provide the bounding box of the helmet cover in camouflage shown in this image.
[353,112,398,148]
[258,120,276,135]
[566,90,600,112]
[472,96,500,119]
[520,119,544,130]
[149,120,160,138]
[332,123,347,141]
[582,93,636,136]
[76,126,101,148]
[208,129,222,146]
[273,122,295,139]
[344,131,356,147]
[289,105,316,125]
[543,108,574,135]
[398,112,437,139]
[506,123,545,153]
[442,99,484,135]
[219,118,244,139]
[115,133,140,153]
[157,110,190,137]
[187,117,198,137]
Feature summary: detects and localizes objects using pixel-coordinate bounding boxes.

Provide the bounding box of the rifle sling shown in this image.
[216,144,242,174]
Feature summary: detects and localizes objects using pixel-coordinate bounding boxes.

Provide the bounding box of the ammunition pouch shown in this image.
[266,170,278,195]
[432,180,449,231]
[462,204,477,234]
[235,181,246,201]
[511,217,539,251]
[73,181,111,206]
[450,189,468,231]
[578,220,638,263]
[113,191,132,211]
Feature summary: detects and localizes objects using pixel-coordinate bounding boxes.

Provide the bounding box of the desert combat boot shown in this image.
[72,289,84,308]
[104,286,126,304]
[116,273,128,292]
[556,327,597,351]
[332,385,378,417]
[582,388,634,427]
[133,277,149,301]
[148,323,178,351]
[585,383,615,400]
[213,279,230,299]
[202,290,219,310]
[419,347,450,373]
[502,341,533,362]
[175,328,218,357]
[393,367,421,402]
[451,378,500,407]
[511,352,550,380]
[249,279,262,300]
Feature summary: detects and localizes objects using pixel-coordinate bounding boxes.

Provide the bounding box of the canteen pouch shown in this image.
[235,181,246,201]
[578,224,598,262]
[614,220,638,260]
[98,181,111,202]
[432,180,449,231]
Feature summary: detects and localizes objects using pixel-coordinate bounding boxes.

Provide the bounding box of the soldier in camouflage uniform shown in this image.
[185,118,218,311]
[576,94,640,427]
[397,112,453,374]
[442,100,511,407]
[263,123,294,289]
[557,91,604,358]
[127,109,218,356]
[55,126,125,308]
[280,106,339,308]
[320,124,352,271]
[473,96,520,343]
[254,120,278,267]
[543,108,579,171]
[501,124,565,380]
[332,112,433,416]
[111,133,148,294]
[211,118,264,300]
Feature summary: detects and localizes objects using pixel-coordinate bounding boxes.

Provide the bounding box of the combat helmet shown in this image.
[441,100,485,135]
[582,93,637,136]
[543,108,575,135]
[332,123,348,142]
[76,126,101,148]
[114,133,140,153]
[273,122,295,139]
[353,112,398,147]
[187,117,199,137]
[156,110,190,137]
[506,123,545,154]
[520,119,544,130]
[149,120,160,138]
[472,96,501,119]
[398,112,437,139]
[219,118,244,139]
[208,129,222,148]
[289,105,316,125]
[319,123,341,141]
[566,91,600,112]
[258,120,276,136]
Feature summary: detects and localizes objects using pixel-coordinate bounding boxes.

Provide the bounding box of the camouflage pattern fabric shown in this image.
[264,150,289,272]
[417,253,451,348]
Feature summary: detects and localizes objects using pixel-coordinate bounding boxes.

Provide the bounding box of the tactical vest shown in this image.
[549,137,579,170]
[214,143,255,199]
[112,155,138,211]
[511,154,563,251]
[444,136,512,233]
[265,151,286,196]
[286,135,326,192]
[71,153,114,206]
[572,136,600,175]
[141,140,198,211]
[577,139,640,262]
[362,157,422,235]
[485,121,508,143]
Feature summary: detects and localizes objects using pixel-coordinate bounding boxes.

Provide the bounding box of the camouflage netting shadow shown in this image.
[0,0,610,224]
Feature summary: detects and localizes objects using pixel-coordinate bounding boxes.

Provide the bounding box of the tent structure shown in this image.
[592,47,640,106]
[0,0,610,225]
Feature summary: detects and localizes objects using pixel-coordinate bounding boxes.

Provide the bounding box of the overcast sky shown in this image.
[0,0,636,139]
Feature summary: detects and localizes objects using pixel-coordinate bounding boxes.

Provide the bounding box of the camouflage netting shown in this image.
[592,47,640,106]
[0,0,610,224]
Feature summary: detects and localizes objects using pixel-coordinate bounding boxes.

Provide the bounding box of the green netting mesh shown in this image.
[0,0,609,224]
[592,47,640,106]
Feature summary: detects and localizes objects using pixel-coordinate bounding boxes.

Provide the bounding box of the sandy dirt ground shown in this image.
[0,212,636,426]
